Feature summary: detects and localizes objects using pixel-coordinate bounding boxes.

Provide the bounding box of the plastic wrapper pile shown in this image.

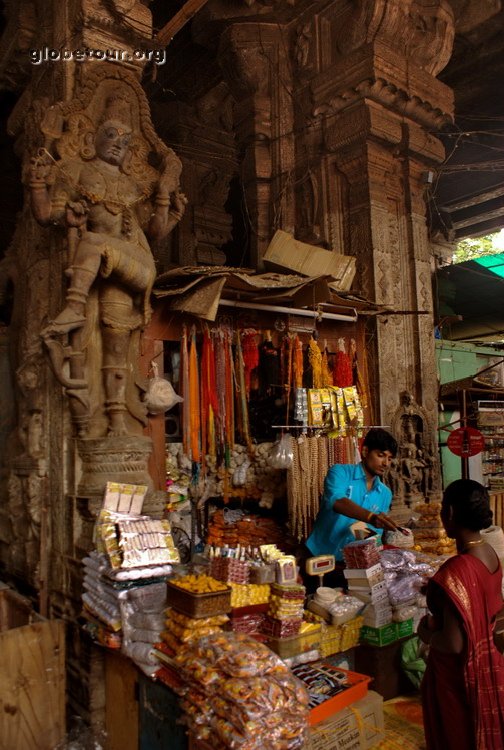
[174,631,310,750]
[380,549,435,607]
[81,553,172,653]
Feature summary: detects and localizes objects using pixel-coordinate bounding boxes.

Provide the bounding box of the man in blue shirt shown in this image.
[306,428,399,567]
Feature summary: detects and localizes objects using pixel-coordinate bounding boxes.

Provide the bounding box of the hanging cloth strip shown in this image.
[213,328,227,464]
[284,334,294,426]
[201,327,219,459]
[241,329,259,398]
[350,337,370,414]
[223,328,235,502]
[308,336,323,388]
[188,326,201,463]
[180,325,191,459]
[333,337,353,388]
[235,331,252,452]
[259,335,280,396]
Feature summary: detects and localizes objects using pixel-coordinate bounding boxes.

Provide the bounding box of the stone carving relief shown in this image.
[27,65,186,441]
[389,391,440,510]
[331,0,455,76]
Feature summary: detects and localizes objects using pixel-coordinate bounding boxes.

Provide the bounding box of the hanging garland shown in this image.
[293,335,304,389]
[333,337,353,388]
[308,336,323,388]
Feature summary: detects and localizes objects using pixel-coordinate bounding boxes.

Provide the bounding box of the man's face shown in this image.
[362,447,394,478]
[95,119,132,166]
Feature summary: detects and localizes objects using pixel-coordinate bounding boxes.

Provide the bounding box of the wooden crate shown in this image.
[0,588,65,750]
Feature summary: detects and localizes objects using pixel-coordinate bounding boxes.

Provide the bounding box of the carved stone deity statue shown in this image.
[27,67,186,439]
[388,391,441,510]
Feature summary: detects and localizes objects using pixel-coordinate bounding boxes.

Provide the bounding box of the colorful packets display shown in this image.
[95,510,180,570]
[174,631,310,749]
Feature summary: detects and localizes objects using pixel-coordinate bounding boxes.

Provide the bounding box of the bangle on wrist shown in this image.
[366,511,375,524]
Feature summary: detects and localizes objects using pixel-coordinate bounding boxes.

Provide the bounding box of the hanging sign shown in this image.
[447,427,485,457]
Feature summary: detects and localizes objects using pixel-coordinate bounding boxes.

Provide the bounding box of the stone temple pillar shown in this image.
[205,0,455,507]
[0,0,181,726]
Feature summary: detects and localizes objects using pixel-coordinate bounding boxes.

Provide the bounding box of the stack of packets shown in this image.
[412,502,457,556]
[159,572,230,656]
[342,540,392,643]
[173,631,310,750]
[206,509,287,549]
[159,610,229,655]
[81,552,125,647]
[120,582,167,676]
[95,481,180,569]
[302,386,364,436]
[262,583,306,639]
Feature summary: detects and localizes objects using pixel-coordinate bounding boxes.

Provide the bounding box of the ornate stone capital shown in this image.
[312,41,454,131]
[331,0,455,76]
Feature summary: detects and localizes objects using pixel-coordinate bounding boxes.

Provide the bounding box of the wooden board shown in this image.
[105,651,139,750]
[0,619,65,750]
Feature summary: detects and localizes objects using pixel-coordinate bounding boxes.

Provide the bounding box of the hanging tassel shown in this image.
[333,337,353,388]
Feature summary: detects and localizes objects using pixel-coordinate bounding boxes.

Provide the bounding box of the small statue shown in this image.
[28,70,187,437]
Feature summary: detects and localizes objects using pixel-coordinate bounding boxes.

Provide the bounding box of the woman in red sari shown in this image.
[418,479,504,749]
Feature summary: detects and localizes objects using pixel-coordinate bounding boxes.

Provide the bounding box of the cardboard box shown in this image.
[308,690,385,750]
[292,663,371,725]
[347,581,389,604]
[396,618,414,639]
[263,230,356,290]
[360,622,398,647]
[343,564,384,588]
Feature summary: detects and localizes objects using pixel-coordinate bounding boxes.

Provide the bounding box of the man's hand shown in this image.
[370,512,400,531]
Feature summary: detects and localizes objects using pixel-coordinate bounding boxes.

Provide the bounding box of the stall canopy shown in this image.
[436,253,504,345]
[153,266,383,322]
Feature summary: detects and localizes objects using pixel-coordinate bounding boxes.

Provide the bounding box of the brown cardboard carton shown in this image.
[263,230,356,290]
[308,690,385,750]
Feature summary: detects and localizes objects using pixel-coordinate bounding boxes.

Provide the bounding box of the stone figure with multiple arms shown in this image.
[28,69,186,438]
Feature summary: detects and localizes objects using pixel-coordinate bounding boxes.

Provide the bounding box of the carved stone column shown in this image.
[217,23,296,268]
[154,84,238,267]
[293,0,455,504]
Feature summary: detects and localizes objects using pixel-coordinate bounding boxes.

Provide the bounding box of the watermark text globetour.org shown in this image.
[30,46,166,66]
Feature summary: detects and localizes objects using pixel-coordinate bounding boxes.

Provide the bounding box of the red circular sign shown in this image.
[447,427,485,457]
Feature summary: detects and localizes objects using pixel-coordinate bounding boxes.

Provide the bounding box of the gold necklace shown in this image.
[462,538,485,553]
